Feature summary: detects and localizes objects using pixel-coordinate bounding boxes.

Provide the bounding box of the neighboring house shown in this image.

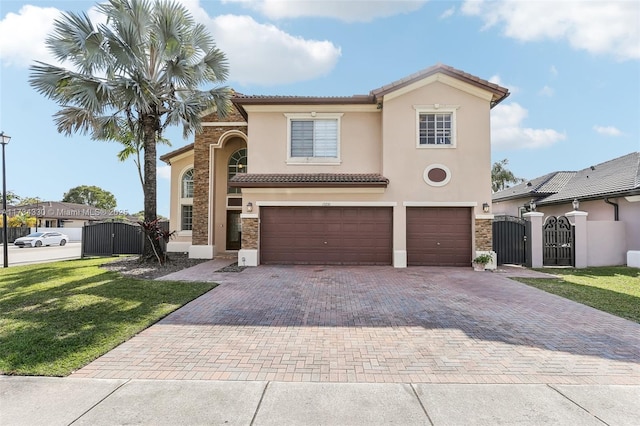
[7,201,131,228]
[161,63,509,267]
[492,152,640,264]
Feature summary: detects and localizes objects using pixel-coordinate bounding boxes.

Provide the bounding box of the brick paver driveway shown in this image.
[72,265,640,384]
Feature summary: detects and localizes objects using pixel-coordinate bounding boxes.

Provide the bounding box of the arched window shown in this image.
[182,168,194,198]
[228,148,247,194]
[180,168,194,231]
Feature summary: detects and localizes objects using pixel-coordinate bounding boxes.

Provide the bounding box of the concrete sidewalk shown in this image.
[2,376,639,425]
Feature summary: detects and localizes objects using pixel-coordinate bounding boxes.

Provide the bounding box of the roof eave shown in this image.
[228,181,389,189]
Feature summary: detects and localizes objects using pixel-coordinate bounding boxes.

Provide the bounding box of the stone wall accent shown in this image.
[241,217,259,249]
[475,218,493,252]
[192,107,247,245]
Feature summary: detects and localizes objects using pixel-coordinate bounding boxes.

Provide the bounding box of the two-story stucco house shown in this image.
[160,64,509,267]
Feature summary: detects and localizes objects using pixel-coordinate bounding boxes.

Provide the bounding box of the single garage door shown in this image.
[406,207,472,266]
[261,206,392,265]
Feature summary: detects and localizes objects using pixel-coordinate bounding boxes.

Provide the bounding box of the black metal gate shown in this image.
[543,216,574,266]
[492,215,529,265]
[81,222,144,257]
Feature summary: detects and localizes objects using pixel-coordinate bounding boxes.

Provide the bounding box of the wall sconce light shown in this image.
[246,202,253,212]
[482,202,490,213]
[529,199,536,212]
[572,198,579,211]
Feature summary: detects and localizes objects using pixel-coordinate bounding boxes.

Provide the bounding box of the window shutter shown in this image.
[313,120,338,157]
[291,121,314,157]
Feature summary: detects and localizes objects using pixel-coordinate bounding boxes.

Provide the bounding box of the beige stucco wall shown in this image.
[587,221,627,266]
[245,110,382,174]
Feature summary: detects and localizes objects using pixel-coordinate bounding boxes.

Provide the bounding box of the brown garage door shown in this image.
[406,207,471,266]
[261,206,392,265]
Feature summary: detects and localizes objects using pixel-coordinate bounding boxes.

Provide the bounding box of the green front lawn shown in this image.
[0,258,215,376]
[514,266,640,323]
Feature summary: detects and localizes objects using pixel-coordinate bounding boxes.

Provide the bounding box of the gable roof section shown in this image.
[492,152,640,204]
[371,64,509,107]
[231,64,509,118]
[229,173,389,188]
[160,143,194,164]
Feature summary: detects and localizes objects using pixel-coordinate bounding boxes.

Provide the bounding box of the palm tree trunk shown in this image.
[142,113,162,261]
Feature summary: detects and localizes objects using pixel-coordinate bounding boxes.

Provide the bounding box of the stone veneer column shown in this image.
[474,215,496,270]
[474,218,493,251]
[238,214,259,266]
[191,109,247,250]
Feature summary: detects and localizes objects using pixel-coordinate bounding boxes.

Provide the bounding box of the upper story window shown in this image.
[415,107,458,148]
[182,168,194,198]
[228,148,247,194]
[180,167,194,232]
[286,113,343,164]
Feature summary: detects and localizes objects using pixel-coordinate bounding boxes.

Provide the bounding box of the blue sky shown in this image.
[1,0,638,217]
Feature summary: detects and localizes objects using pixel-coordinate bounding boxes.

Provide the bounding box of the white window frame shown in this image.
[285,113,343,164]
[415,106,458,148]
[178,166,194,235]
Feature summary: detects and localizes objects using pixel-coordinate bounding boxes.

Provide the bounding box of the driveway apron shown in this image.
[72,265,640,384]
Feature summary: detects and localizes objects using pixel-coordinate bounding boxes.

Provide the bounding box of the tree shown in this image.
[0,190,20,205]
[8,212,36,228]
[492,159,525,193]
[62,185,117,209]
[17,196,43,206]
[29,0,231,262]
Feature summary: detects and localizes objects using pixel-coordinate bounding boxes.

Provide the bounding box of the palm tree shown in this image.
[29,0,231,261]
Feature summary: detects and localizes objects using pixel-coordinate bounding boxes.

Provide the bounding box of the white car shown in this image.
[14,232,69,248]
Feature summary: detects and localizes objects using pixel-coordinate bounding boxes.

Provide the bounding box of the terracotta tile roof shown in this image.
[492,152,640,204]
[231,64,509,112]
[159,143,194,164]
[229,173,389,188]
[371,63,510,107]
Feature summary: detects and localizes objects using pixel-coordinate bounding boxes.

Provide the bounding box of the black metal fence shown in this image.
[492,215,529,265]
[543,215,574,266]
[0,227,30,243]
[81,221,170,257]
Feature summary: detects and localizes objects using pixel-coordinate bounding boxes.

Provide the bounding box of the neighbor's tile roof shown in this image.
[229,173,389,188]
[540,152,640,204]
[492,152,640,204]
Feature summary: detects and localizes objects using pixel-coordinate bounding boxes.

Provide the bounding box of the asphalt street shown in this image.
[0,242,82,266]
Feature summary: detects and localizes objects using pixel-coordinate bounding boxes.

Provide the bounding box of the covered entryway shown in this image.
[406,207,472,266]
[260,206,392,265]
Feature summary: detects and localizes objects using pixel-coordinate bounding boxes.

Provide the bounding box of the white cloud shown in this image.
[549,65,558,76]
[491,103,566,149]
[0,5,60,67]
[223,0,428,22]
[593,125,623,137]
[439,6,455,20]
[462,0,639,60]
[209,15,341,85]
[488,74,519,94]
[157,165,172,180]
[538,85,554,97]
[0,1,342,86]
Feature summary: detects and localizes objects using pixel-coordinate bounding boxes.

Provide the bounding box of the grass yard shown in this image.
[514,266,640,323]
[0,258,216,376]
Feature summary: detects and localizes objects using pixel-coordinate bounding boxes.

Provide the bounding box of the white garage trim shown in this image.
[404,201,478,207]
[257,201,397,207]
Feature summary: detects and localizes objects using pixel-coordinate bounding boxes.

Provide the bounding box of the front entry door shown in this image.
[226,211,241,250]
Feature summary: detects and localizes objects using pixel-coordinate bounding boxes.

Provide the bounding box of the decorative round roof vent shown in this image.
[423,164,451,187]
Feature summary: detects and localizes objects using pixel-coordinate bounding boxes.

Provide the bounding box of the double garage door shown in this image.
[259,206,471,266]
[260,206,392,265]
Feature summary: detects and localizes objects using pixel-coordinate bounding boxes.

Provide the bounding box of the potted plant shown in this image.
[472,253,493,271]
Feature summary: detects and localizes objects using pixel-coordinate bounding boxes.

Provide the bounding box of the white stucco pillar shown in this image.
[523,212,544,268]
[393,205,407,268]
[566,210,588,268]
